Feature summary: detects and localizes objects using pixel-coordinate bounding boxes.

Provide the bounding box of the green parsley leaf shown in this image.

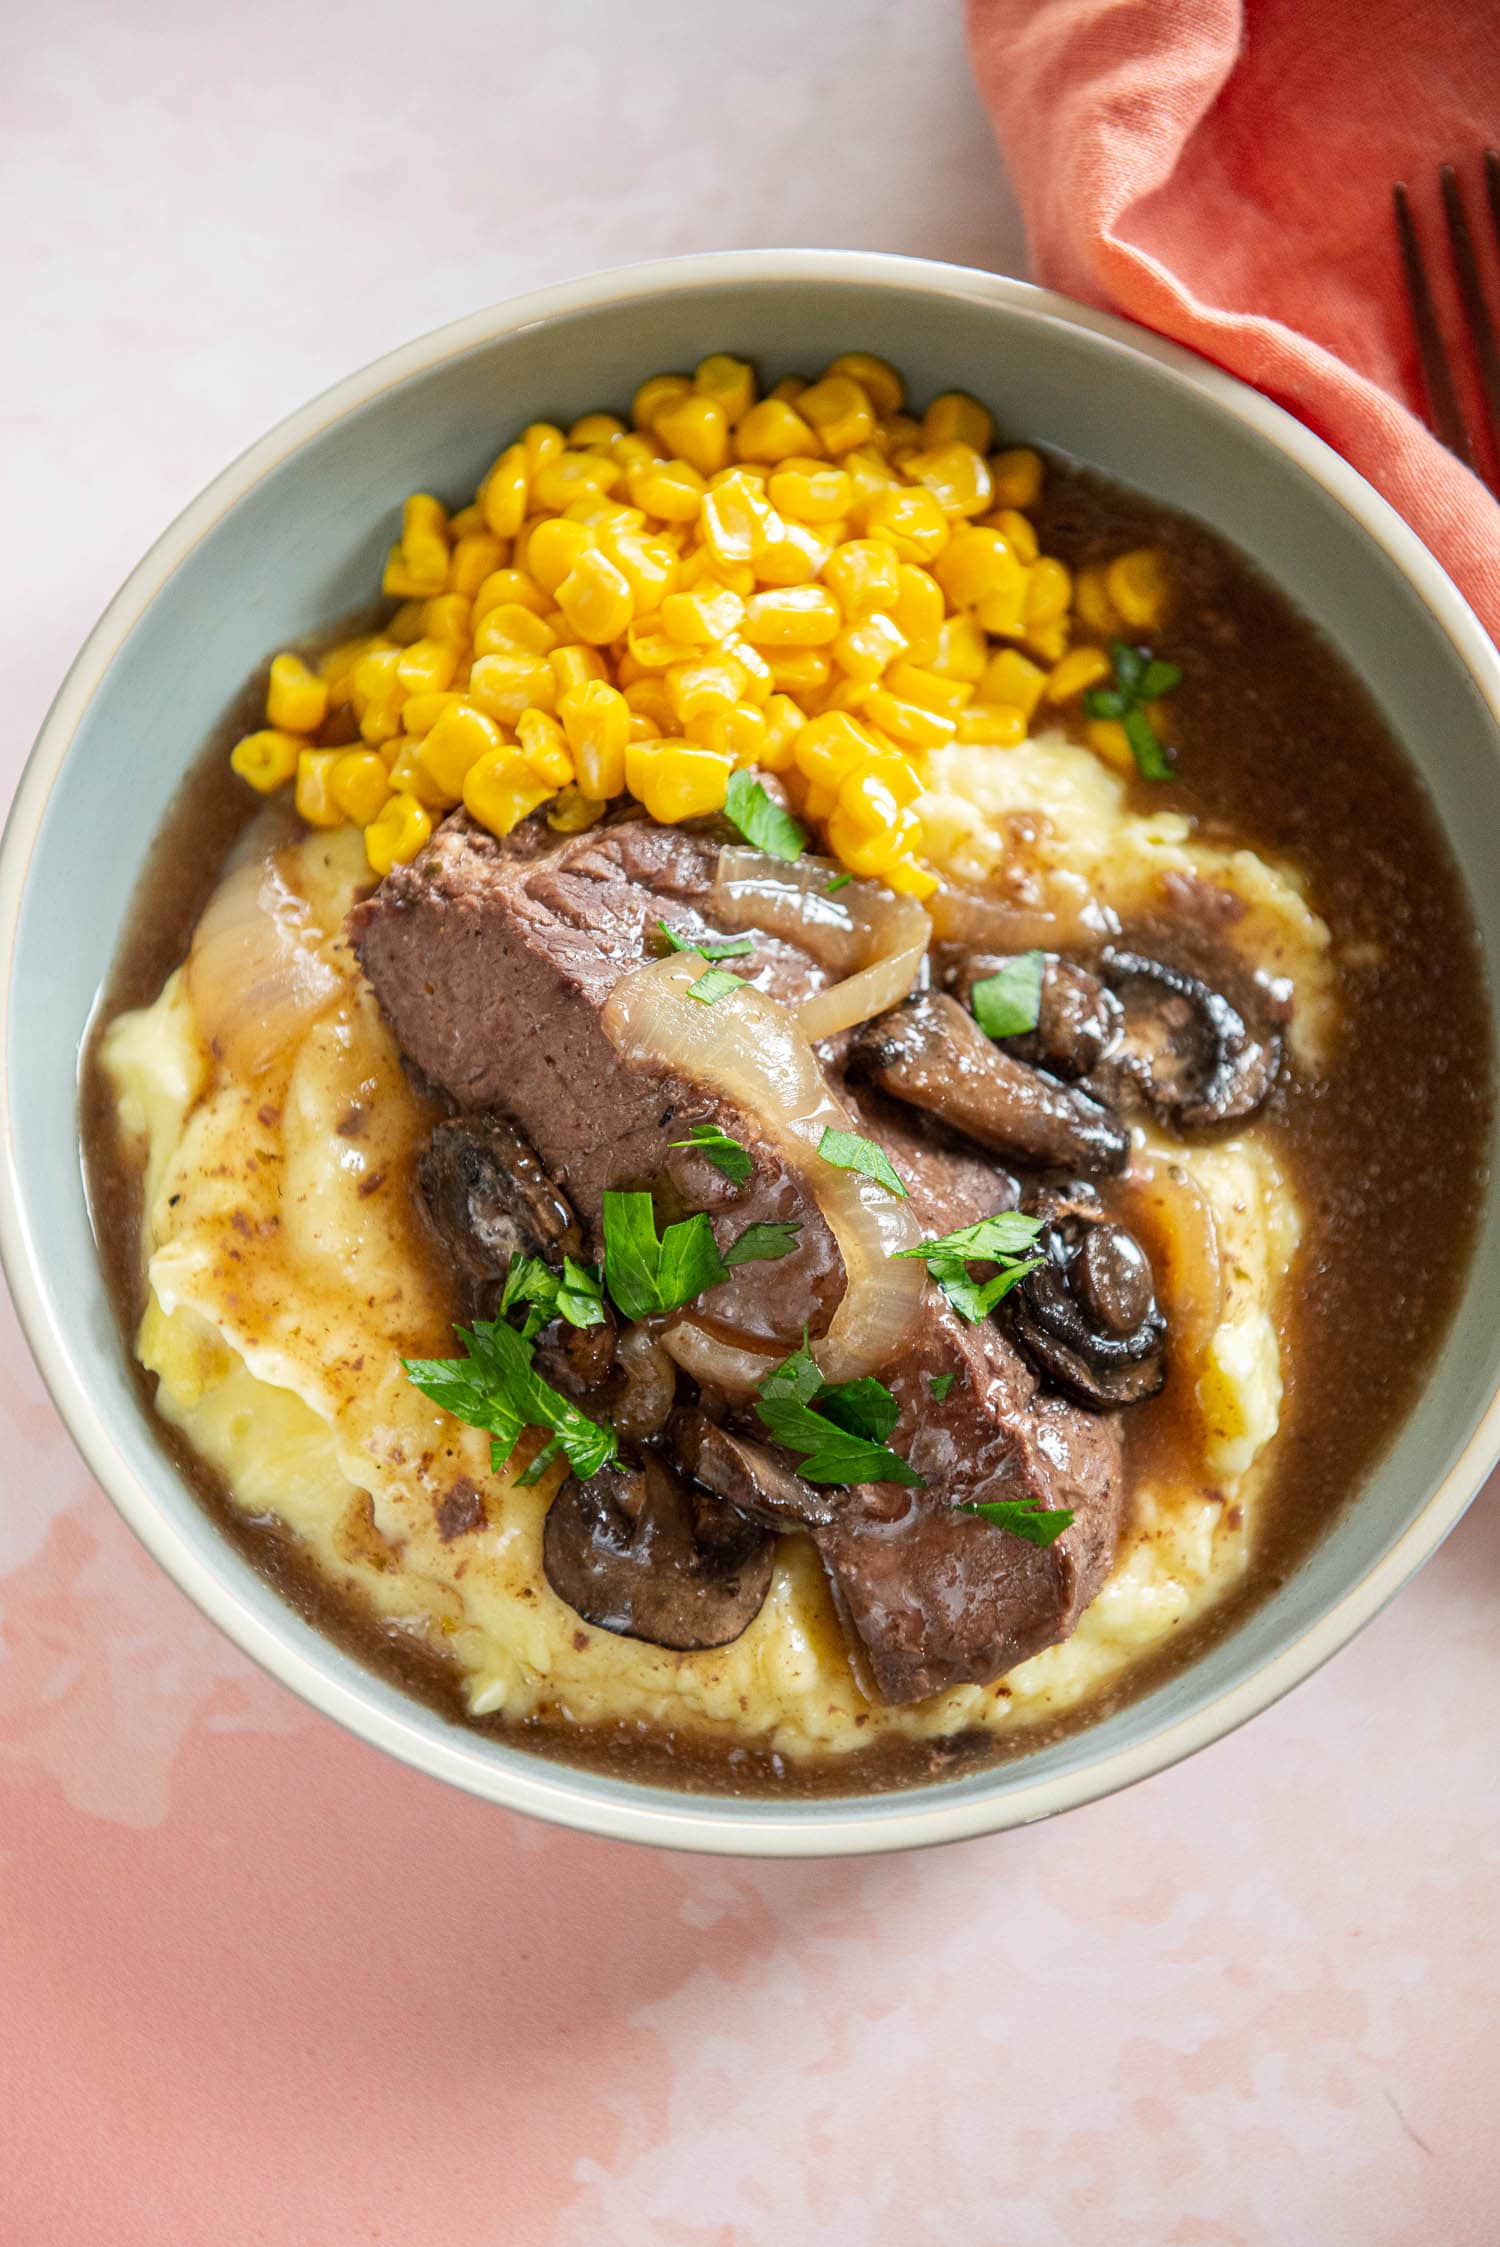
[656,918,755,962]
[970,950,1045,1040]
[500,1252,606,1337]
[1112,641,1147,696]
[824,871,852,894]
[896,1211,1045,1325]
[928,1263,1035,1322]
[1123,705,1173,782]
[723,1219,801,1266]
[960,1496,1075,1547]
[600,1190,727,1321]
[1081,638,1181,781]
[817,1126,908,1200]
[724,769,807,861]
[753,1347,921,1488]
[1140,657,1182,699]
[929,1372,955,1402]
[514,1433,562,1488]
[670,1121,753,1185]
[403,1318,616,1482]
[687,964,744,1005]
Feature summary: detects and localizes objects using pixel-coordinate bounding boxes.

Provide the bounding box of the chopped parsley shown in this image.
[403,1317,616,1483]
[960,1496,1075,1547]
[1082,639,1182,780]
[687,964,744,1005]
[754,1338,922,1487]
[601,1189,727,1321]
[929,1372,955,1402]
[824,871,852,894]
[724,769,807,861]
[971,949,1045,1040]
[670,1121,753,1184]
[723,1219,801,1266]
[817,1126,908,1200]
[896,1210,1044,1323]
[656,918,754,962]
[500,1252,607,1337]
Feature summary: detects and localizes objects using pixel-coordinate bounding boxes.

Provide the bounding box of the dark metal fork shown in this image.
[1393,151,1500,487]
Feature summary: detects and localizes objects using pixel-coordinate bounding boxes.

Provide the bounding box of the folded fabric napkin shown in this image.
[967,0,1500,641]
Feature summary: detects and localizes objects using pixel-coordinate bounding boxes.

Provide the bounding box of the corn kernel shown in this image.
[1025,556,1073,628]
[989,447,1044,510]
[365,791,432,875]
[906,441,994,519]
[395,637,460,696]
[694,352,756,425]
[975,570,1031,639]
[1073,564,1117,638]
[385,739,455,810]
[676,546,755,597]
[638,741,735,822]
[733,396,820,465]
[798,374,876,454]
[382,538,447,600]
[421,593,474,648]
[923,392,993,454]
[230,728,301,793]
[555,548,634,644]
[666,656,746,725]
[569,413,627,448]
[864,687,957,750]
[633,372,692,432]
[931,614,988,682]
[890,564,945,661]
[933,526,1021,609]
[462,746,554,836]
[990,508,1039,564]
[980,647,1048,719]
[1086,717,1135,774]
[624,618,679,670]
[449,504,483,539]
[688,702,767,767]
[559,679,630,799]
[319,633,378,692]
[653,393,731,477]
[469,651,557,724]
[760,694,804,771]
[444,530,503,597]
[1025,618,1071,664]
[826,802,922,879]
[400,690,464,737]
[824,352,904,417]
[352,647,408,746]
[473,602,558,660]
[601,528,677,610]
[623,678,673,732]
[294,748,346,829]
[328,749,392,826]
[769,375,808,403]
[549,643,608,694]
[532,451,619,513]
[1106,547,1171,632]
[801,779,837,822]
[662,584,746,645]
[832,610,908,682]
[624,737,663,801]
[824,538,902,617]
[526,517,592,597]
[515,708,574,788]
[767,463,853,523]
[700,470,776,567]
[516,422,561,472]
[794,710,880,788]
[610,432,657,474]
[957,702,1029,747]
[885,661,973,717]
[627,457,705,522]
[742,585,842,647]
[883,854,939,900]
[547,785,607,833]
[753,520,834,588]
[1046,645,1112,703]
[837,762,906,835]
[475,442,529,540]
[415,703,502,797]
[864,485,950,564]
[725,637,774,704]
[265,652,329,735]
[763,649,831,696]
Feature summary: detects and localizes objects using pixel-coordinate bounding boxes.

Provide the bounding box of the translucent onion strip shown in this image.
[928,869,1115,955]
[1115,1150,1224,1367]
[603,954,926,1381]
[660,1319,784,1398]
[712,846,930,1043]
[187,846,343,1081]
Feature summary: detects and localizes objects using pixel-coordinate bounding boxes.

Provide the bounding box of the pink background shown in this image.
[4,4,1497,2238]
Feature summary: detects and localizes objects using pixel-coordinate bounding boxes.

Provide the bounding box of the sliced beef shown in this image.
[352,812,1127,1702]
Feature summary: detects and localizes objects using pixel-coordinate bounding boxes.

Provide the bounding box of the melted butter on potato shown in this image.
[102,777,1318,1758]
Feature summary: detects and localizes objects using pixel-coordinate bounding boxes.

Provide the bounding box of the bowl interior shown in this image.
[8,258,1500,1851]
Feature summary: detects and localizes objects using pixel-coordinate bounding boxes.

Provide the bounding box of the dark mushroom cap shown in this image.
[543,1453,774,1651]
[1009,1194,1167,1409]
[950,952,1123,1082]
[418,1114,584,1311]
[1091,949,1280,1130]
[849,992,1130,1176]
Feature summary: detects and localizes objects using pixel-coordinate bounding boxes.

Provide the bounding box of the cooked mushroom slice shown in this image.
[952,952,1123,1081]
[418,1114,583,1311]
[1008,1197,1167,1408]
[1091,949,1281,1129]
[672,1409,836,1532]
[543,1453,774,1650]
[850,992,1130,1176]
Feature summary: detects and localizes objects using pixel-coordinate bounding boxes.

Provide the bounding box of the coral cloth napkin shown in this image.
[966,0,1500,643]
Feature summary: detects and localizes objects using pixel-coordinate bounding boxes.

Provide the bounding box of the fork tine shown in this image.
[1439,163,1500,484]
[1394,181,1476,471]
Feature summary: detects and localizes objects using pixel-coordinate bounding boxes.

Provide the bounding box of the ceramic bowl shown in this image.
[4,251,1498,1855]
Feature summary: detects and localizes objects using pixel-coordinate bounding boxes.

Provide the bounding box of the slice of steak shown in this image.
[351,811,1126,1702]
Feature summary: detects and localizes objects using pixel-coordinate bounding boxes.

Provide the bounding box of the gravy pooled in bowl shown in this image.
[85,350,1491,1794]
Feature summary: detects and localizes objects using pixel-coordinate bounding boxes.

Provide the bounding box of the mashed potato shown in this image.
[104,736,1325,1757]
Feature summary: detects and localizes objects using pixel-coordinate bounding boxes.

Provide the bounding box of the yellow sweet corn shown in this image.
[1046,646,1112,703]
[473,602,558,658]
[396,638,460,695]
[759,694,804,771]
[933,526,1023,610]
[989,447,1044,510]
[448,532,507,597]
[364,791,432,876]
[832,610,908,683]
[556,549,634,644]
[637,741,735,822]
[559,680,630,799]
[516,708,575,788]
[421,593,473,649]
[330,749,393,826]
[632,372,693,432]
[733,397,820,465]
[767,462,853,524]
[546,785,608,833]
[1106,546,1170,631]
[793,710,879,789]
[824,352,904,417]
[823,538,903,617]
[417,704,504,798]
[742,585,842,647]
[469,651,557,723]
[653,392,731,477]
[294,748,345,829]
[230,729,301,793]
[266,652,328,734]
[798,374,876,454]
[387,599,429,645]
[695,353,756,424]
[931,614,988,682]
[884,661,972,717]
[463,746,554,838]
[549,643,609,694]
[980,647,1048,719]
[957,702,1029,748]
[352,647,408,746]
[991,508,1039,564]
[662,584,746,645]
[864,486,950,564]
[627,457,706,523]
[474,568,553,622]
[864,687,957,750]
[1024,557,1073,628]
[526,517,592,596]
[753,519,835,588]
[400,690,464,738]
[890,564,945,661]
[1086,717,1135,774]
[764,648,831,695]
[665,655,746,726]
[905,442,993,519]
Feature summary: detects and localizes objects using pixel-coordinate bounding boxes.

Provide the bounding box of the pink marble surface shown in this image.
[3,4,1498,2240]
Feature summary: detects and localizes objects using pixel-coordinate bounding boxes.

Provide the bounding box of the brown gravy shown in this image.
[79,468,1493,1797]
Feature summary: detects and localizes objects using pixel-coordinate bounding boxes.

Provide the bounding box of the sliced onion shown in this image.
[187,845,343,1081]
[712,846,930,1042]
[1115,1152,1225,1366]
[660,1319,783,1398]
[614,1325,680,1439]
[603,954,927,1381]
[928,869,1115,954]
